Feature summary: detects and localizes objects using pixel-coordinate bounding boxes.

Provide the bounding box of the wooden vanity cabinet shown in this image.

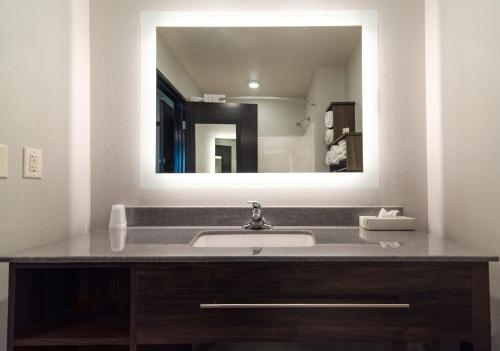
[7,262,492,351]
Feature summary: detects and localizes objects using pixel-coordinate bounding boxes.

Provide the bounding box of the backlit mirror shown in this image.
[155,26,363,173]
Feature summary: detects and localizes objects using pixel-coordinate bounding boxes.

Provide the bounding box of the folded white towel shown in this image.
[330,142,346,154]
[334,149,347,158]
[332,153,346,165]
[326,152,346,166]
[325,129,334,145]
[324,111,333,128]
[325,151,333,165]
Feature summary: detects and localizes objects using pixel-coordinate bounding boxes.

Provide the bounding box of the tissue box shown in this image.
[359,216,416,231]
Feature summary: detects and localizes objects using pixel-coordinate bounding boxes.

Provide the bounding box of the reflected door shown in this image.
[185,102,258,173]
[215,145,232,173]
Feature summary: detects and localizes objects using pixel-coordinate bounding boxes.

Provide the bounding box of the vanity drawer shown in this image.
[135,262,473,344]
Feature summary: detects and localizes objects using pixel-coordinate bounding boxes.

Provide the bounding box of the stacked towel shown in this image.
[325,140,347,166]
[325,129,334,145]
[324,111,333,128]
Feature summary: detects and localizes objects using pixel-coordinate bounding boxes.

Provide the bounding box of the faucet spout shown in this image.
[243,201,273,230]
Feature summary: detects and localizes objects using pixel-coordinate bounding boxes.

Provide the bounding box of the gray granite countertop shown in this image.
[0,227,497,263]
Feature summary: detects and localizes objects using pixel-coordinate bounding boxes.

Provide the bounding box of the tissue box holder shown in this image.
[359,216,416,231]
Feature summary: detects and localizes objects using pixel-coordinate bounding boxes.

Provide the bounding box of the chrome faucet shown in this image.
[242,201,273,230]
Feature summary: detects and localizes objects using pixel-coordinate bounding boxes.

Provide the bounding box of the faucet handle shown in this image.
[245,201,262,209]
[243,201,272,230]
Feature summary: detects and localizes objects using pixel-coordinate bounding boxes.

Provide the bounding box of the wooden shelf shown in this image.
[14,346,129,351]
[325,101,356,141]
[326,132,362,150]
[327,133,363,172]
[11,266,131,348]
[14,338,130,347]
[326,101,356,110]
[14,314,130,346]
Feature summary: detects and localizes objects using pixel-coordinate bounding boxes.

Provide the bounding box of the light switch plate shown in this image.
[0,144,7,178]
[23,147,43,179]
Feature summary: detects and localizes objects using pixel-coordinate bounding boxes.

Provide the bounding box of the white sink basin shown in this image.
[191,230,315,248]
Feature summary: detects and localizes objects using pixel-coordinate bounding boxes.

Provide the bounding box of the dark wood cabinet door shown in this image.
[135,262,473,344]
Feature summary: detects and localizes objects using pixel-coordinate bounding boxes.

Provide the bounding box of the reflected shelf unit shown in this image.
[326,101,356,140]
[328,132,363,172]
[325,101,363,172]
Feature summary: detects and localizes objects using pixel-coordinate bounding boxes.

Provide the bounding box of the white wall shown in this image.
[258,124,315,172]
[195,124,236,173]
[157,31,201,98]
[426,0,500,347]
[227,98,307,138]
[306,66,346,172]
[0,0,91,349]
[345,40,363,131]
[225,98,312,172]
[89,0,428,231]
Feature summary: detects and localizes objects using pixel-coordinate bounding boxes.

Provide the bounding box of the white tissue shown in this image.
[324,111,333,128]
[377,208,400,218]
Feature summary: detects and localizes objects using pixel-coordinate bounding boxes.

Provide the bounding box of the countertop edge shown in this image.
[1,256,498,263]
[1,227,498,264]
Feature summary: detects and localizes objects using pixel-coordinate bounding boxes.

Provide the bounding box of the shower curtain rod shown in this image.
[227,96,315,105]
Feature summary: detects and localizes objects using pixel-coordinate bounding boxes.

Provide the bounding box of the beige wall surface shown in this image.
[345,40,363,132]
[195,124,236,173]
[0,0,91,349]
[227,98,308,138]
[307,66,346,172]
[426,0,500,347]
[157,32,201,98]
[90,0,428,230]
[2,0,500,349]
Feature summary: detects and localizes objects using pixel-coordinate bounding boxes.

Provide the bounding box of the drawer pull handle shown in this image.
[200,303,410,309]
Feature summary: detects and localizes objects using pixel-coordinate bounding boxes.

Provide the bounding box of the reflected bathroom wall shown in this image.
[195,124,237,173]
[258,124,315,172]
[155,26,363,173]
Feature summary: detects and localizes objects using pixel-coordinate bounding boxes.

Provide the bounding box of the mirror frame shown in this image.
[141,11,378,189]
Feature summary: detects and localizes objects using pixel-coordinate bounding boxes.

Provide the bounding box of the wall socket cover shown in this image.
[0,144,7,178]
[23,147,43,179]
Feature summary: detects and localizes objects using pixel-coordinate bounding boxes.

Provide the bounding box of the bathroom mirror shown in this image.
[141,11,379,189]
[155,26,363,173]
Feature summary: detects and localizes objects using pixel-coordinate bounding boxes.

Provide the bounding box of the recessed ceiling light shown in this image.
[248,81,260,89]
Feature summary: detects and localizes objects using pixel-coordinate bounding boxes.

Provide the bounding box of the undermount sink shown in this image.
[191,230,315,248]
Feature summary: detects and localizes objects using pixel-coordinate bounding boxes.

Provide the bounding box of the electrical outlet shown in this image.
[0,144,7,178]
[23,147,43,179]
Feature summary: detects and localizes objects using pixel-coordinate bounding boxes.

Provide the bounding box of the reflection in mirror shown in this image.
[215,139,237,173]
[156,26,363,173]
[195,124,237,173]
